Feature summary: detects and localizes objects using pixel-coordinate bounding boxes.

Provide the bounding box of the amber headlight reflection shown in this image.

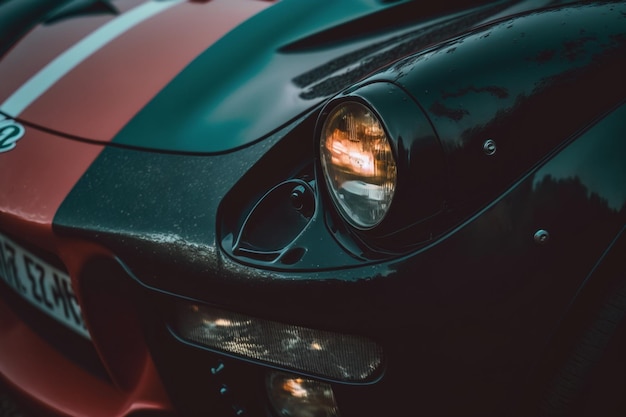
[267,372,340,417]
[320,101,397,229]
[174,303,383,382]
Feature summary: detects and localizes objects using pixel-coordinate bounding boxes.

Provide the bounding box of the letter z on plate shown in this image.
[0,233,90,339]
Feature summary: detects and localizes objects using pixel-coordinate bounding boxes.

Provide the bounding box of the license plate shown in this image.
[0,233,90,339]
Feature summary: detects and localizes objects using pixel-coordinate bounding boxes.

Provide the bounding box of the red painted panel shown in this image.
[0,122,173,415]
[0,298,173,416]
[18,0,272,142]
[0,0,145,106]
[0,127,102,251]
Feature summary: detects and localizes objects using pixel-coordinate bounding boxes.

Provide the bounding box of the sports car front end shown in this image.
[1,0,625,416]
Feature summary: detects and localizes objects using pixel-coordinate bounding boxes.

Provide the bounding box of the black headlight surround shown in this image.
[316,81,448,252]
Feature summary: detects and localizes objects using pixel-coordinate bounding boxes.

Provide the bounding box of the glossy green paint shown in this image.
[111,0,397,153]
[110,0,514,153]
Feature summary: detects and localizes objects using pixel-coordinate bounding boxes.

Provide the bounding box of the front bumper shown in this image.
[1,103,625,416]
[0,271,173,417]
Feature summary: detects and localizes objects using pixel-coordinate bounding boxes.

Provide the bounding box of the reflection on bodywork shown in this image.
[291,1,513,99]
[533,104,626,212]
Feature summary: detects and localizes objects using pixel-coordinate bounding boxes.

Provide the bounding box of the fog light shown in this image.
[267,372,340,417]
[173,303,382,382]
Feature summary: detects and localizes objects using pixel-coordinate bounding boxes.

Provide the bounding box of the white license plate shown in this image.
[0,233,90,339]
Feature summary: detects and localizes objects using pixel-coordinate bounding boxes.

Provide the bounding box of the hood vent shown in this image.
[44,0,118,24]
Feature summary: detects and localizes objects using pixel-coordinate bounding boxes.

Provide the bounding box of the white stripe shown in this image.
[0,0,182,116]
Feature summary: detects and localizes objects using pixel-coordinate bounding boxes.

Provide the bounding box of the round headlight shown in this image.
[319,102,397,229]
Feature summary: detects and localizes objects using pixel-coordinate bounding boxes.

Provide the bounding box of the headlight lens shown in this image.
[320,101,397,229]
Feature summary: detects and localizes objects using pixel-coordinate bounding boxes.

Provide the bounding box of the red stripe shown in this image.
[19,0,272,142]
[0,128,103,250]
[0,0,145,107]
[0,0,272,240]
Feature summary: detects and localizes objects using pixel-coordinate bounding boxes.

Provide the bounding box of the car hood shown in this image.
[0,0,553,153]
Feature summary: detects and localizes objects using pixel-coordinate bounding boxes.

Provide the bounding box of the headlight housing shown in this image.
[319,102,397,229]
[317,82,446,248]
